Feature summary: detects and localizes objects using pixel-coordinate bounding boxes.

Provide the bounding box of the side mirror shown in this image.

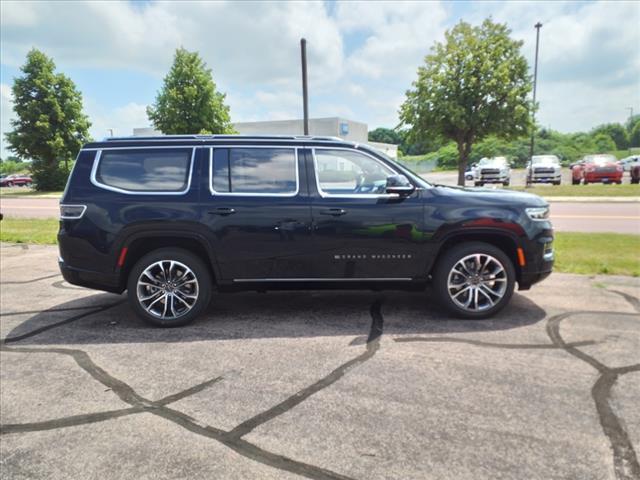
[386,174,415,196]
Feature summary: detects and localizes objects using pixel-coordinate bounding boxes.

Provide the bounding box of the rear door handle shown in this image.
[209,207,236,216]
[320,208,347,217]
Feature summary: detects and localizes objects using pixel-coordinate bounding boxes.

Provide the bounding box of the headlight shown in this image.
[526,207,549,221]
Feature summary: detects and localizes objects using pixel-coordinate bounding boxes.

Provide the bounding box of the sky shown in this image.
[1,0,639,158]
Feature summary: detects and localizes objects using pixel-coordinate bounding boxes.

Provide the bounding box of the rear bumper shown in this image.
[59,258,124,294]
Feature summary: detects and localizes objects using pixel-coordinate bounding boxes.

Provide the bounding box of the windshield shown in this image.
[532,155,559,165]
[585,154,617,165]
[478,157,508,166]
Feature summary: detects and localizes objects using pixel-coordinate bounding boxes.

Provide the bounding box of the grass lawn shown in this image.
[553,232,640,277]
[0,187,63,197]
[2,218,639,277]
[509,184,640,197]
[0,218,58,244]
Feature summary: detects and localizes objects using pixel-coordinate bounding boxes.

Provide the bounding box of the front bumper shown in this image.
[518,229,554,290]
[530,171,561,183]
[584,172,623,183]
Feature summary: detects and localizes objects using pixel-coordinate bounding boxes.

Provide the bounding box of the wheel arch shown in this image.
[430,229,523,283]
[115,229,219,290]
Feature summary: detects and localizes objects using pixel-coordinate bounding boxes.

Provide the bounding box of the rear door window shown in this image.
[211,147,297,195]
[95,148,192,193]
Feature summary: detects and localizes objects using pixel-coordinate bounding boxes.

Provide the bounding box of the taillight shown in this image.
[60,204,86,220]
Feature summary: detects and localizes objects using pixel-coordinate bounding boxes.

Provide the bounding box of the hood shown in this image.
[430,185,547,207]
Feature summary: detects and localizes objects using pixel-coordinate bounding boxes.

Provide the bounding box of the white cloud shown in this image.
[1,0,638,138]
[86,101,150,140]
[0,1,344,89]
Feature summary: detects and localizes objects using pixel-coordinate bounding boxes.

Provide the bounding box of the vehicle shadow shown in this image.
[3,287,547,346]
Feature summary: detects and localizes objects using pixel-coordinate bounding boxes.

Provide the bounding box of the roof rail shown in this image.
[103,134,349,142]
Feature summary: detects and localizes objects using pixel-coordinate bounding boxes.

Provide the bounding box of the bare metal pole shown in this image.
[300,38,309,135]
[527,22,542,187]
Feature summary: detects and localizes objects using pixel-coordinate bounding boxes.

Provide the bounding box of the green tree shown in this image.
[147,48,234,134]
[591,123,629,150]
[592,133,616,153]
[630,121,640,148]
[5,49,91,191]
[368,127,402,145]
[400,19,532,185]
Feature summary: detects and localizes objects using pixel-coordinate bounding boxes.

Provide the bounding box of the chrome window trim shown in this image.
[59,204,87,220]
[208,146,300,197]
[90,147,195,195]
[233,277,412,283]
[311,147,401,199]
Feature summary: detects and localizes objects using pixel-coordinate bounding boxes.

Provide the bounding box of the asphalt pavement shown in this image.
[1,244,639,479]
[1,195,638,234]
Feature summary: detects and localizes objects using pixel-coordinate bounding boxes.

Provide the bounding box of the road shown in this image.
[2,196,638,234]
[1,243,639,480]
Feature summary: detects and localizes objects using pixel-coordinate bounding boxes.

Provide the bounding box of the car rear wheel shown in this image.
[6,182,13,187]
[433,242,516,319]
[127,248,212,327]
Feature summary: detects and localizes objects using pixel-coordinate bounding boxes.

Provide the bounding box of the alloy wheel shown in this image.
[446,253,508,312]
[136,260,199,319]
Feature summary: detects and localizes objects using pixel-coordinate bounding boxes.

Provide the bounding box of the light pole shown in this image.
[300,38,309,136]
[527,22,542,187]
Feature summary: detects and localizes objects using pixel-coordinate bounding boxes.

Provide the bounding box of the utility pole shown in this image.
[108,128,114,137]
[527,22,542,188]
[627,107,634,122]
[300,38,309,135]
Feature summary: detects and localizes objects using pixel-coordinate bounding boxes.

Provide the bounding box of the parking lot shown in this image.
[1,243,639,480]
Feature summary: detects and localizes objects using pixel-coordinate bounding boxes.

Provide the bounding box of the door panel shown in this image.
[200,146,313,280]
[309,148,426,279]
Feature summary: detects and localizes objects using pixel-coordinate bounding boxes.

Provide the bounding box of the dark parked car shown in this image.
[631,164,640,184]
[0,174,32,187]
[59,135,554,326]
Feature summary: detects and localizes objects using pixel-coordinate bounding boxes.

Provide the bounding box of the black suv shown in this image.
[59,135,553,326]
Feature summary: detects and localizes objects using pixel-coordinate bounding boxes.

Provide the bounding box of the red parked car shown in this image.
[0,174,33,187]
[571,154,623,185]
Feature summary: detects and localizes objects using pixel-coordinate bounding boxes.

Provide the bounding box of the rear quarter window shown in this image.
[94,148,192,192]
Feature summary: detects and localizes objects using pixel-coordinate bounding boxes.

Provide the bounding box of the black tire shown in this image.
[583,180,589,185]
[572,179,580,185]
[432,241,516,319]
[553,180,561,186]
[474,182,484,187]
[631,178,639,184]
[127,247,212,327]
[503,181,510,187]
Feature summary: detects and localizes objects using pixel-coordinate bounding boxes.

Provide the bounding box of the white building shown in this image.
[132,117,398,158]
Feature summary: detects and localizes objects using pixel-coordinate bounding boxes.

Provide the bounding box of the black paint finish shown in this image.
[58,137,553,294]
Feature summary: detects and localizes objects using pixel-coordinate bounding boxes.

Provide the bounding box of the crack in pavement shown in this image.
[0,297,387,480]
[394,337,597,349]
[0,273,60,285]
[0,304,120,318]
[227,297,384,440]
[2,301,126,343]
[2,280,638,479]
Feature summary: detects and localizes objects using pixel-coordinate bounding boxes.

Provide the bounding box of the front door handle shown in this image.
[320,208,347,217]
[209,207,236,216]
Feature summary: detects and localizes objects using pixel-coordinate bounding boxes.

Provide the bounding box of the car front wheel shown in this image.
[433,242,516,319]
[127,248,212,327]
